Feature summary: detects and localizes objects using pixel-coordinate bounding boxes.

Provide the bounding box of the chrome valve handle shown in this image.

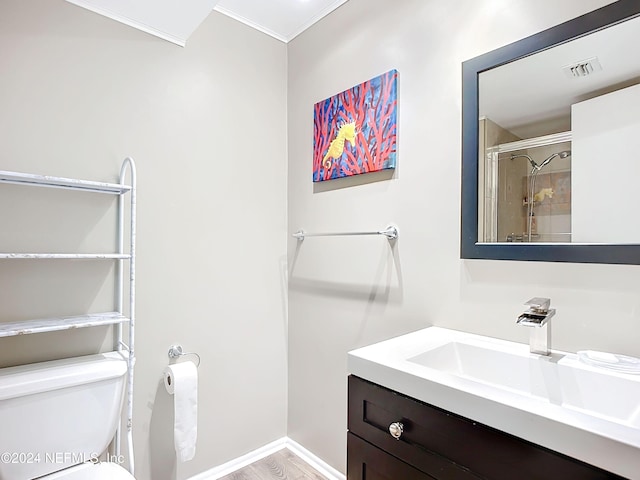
[389,421,404,440]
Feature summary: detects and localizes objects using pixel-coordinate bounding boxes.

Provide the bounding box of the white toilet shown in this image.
[0,352,136,480]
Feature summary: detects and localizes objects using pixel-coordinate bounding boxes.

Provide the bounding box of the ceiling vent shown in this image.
[562,57,603,78]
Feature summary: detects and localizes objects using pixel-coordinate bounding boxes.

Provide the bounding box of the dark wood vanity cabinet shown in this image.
[347,375,625,480]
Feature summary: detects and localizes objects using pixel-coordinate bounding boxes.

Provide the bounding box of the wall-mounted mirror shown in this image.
[461,0,640,264]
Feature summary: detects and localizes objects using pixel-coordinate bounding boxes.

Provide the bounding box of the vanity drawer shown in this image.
[348,432,436,480]
[348,375,623,480]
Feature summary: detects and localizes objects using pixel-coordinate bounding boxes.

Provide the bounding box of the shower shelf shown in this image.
[0,312,129,338]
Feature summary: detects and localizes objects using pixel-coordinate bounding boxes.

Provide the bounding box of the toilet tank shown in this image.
[0,352,128,480]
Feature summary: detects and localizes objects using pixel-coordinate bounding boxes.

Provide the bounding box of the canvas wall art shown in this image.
[313,69,398,182]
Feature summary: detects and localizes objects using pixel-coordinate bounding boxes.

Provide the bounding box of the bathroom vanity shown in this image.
[348,376,621,479]
[347,328,640,479]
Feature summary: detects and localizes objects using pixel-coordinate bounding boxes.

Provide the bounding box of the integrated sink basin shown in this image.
[348,327,640,479]
[408,340,640,428]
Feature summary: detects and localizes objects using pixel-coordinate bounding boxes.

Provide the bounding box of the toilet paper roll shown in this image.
[163,362,198,462]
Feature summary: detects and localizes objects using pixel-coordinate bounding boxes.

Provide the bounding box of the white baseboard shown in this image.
[285,438,345,480]
[188,437,345,480]
[187,438,287,480]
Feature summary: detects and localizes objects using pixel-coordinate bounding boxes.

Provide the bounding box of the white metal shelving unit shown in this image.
[0,158,137,475]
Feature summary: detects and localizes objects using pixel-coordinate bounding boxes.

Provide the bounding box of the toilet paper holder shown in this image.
[168,344,201,367]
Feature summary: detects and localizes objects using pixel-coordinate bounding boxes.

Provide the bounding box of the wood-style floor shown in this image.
[219,449,329,480]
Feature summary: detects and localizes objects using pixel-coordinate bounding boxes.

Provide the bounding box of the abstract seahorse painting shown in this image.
[313,69,398,182]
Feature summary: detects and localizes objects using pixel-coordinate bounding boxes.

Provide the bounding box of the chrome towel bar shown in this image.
[292,224,398,241]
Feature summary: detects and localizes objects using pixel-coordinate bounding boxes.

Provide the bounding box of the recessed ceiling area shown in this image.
[65,0,350,46]
[65,0,220,46]
[215,0,349,43]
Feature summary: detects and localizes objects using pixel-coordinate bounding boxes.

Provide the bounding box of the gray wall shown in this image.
[286,0,640,473]
[0,2,287,479]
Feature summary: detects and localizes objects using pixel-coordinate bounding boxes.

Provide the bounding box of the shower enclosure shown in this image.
[482,131,572,243]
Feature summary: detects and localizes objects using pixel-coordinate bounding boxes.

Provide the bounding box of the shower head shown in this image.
[539,150,571,169]
[511,150,571,172]
[510,153,537,169]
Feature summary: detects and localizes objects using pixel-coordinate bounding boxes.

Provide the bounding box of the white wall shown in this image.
[287,0,640,474]
[0,2,287,480]
[572,83,640,243]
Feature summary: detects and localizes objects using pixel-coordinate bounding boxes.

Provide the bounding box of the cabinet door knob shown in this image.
[389,421,404,440]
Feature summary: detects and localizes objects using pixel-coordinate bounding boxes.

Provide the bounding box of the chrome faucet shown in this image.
[516,297,555,355]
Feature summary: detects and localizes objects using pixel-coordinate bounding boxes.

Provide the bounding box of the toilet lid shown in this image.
[44,462,136,479]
